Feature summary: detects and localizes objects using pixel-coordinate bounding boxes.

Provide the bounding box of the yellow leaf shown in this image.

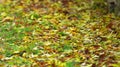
[1,12,7,17]
[2,16,14,22]
[44,41,51,46]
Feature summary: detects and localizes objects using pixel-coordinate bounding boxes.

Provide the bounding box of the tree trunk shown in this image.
[107,0,120,16]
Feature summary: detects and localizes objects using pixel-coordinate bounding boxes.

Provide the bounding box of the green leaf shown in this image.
[59,32,67,36]
[66,61,74,67]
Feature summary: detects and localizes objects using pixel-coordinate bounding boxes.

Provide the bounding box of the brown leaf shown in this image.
[93,45,100,49]
[84,49,90,54]
[92,63,96,67]
[0,55,3,59]
[36,60,47,67]
[106,21,116,30]
[99,53,106,61]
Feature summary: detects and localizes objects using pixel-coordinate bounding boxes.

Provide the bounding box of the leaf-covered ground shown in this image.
[0,0,120,67]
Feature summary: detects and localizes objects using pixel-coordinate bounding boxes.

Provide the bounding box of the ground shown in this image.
[0,0,120,67]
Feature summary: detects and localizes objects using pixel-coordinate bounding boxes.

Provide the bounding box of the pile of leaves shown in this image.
[0,0,120,67]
